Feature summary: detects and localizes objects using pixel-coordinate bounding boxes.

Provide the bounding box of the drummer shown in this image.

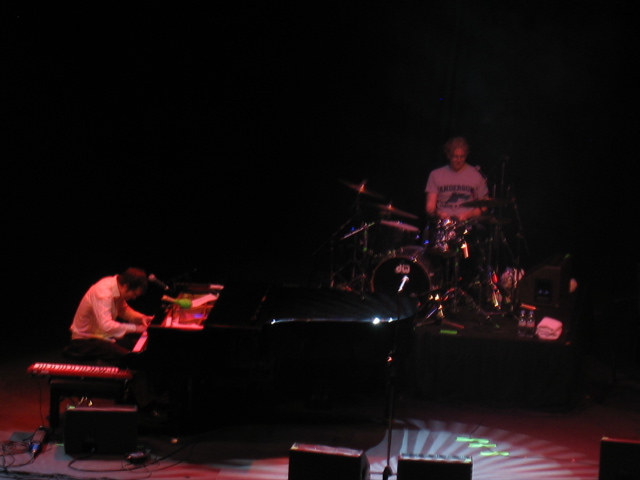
[425,136,489,222]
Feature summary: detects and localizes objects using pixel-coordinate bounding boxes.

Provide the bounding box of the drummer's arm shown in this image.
[458,196,487,221]
[426,192,442,219]
[458,207,484,222]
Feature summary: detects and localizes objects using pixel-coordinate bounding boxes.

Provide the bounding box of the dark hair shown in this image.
[443,136,470,158]
[117,267,148,293]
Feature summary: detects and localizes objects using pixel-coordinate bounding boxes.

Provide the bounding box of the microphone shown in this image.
[398,275,409,293]
[148,274,170,291]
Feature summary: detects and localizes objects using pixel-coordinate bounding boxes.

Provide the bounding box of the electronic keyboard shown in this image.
[27,362,133,380]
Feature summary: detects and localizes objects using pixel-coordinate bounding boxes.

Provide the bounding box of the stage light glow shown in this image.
[365,416,598,479]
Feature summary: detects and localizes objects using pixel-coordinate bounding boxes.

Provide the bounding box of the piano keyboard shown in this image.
[27,362,134,380]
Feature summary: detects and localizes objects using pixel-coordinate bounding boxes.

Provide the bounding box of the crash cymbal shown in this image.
[460,198,507,208]
[380,219,420,232]
[339,179,385,199]
[372,203,419,220]
[476,215,511,225]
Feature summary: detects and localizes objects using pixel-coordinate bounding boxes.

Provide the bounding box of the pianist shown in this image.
[64,267,154,366]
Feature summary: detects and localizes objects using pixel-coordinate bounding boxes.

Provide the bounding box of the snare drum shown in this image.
[370,245,441,308]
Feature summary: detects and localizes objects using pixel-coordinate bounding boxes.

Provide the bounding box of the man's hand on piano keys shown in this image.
[134,323,148,334]
[136,315,154,328]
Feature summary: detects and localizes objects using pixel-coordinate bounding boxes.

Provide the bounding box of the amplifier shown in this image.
[397,453,472,480]
[64,405,138,455]
[288,443,370,480]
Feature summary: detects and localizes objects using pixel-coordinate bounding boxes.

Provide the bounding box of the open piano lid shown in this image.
[204,281,420,328]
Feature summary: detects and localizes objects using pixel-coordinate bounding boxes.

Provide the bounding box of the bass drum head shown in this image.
[371,246,440,309]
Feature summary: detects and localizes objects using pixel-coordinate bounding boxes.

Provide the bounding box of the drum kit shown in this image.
[328,179,518,323]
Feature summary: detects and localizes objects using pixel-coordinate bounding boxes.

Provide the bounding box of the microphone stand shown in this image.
[382,345,396,480]
[382,279,408,480]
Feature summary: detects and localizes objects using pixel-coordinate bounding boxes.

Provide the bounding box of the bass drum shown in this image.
[371,245,440,309]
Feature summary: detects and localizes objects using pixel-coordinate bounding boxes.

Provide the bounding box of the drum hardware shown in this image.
[326,179,389,292]
[334,221,376,293]
[424,218,470,257]
[465,206,518,314]
[417,281,495,328]
[489,157,528,314]
[418,219,498,326]
[503,187,529,310]
[371,220,421,259]
[464,217,504,312]
[340,222,375,241]
[416,291,466,330]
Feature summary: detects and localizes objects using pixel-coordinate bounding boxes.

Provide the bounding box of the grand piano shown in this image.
[133,280,420,433]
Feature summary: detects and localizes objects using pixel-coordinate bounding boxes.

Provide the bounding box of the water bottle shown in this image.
[526,310,536,337]
[517,309,527,337]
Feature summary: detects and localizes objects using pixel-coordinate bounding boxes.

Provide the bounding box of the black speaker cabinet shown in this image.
[397,453,472,480]
[517,253,572,309]
[599,436,640,480]
[64,405,139,455]
[288,443,370,480]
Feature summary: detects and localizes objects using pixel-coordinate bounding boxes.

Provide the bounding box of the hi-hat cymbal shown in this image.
[460,198,507,208]
[475,215,511,225]
[339,179,385,199]
[372,203,419,220]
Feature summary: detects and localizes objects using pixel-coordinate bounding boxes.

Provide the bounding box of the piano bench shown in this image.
[49,378,132,431]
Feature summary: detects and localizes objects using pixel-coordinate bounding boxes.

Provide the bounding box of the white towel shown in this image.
[536,317,563,340]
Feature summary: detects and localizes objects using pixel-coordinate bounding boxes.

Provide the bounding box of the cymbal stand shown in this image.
[321,187,374,291]
[340,221,375,293]
[473,223,503,312]
[505,185,529,309]
[313,216,352,288]
[492,158,528,312]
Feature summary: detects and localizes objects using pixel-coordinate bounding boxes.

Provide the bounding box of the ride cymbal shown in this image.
[372,203,419,220]
[460,198,507,208]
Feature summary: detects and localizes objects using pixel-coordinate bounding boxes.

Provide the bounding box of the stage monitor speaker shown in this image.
[64,405,138,455]
[517,253,572,309]
[599,436,640,480]
[397,453,472,480]
[288,443,370,480]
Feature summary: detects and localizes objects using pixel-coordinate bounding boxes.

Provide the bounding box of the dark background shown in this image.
[5,3,637,352]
